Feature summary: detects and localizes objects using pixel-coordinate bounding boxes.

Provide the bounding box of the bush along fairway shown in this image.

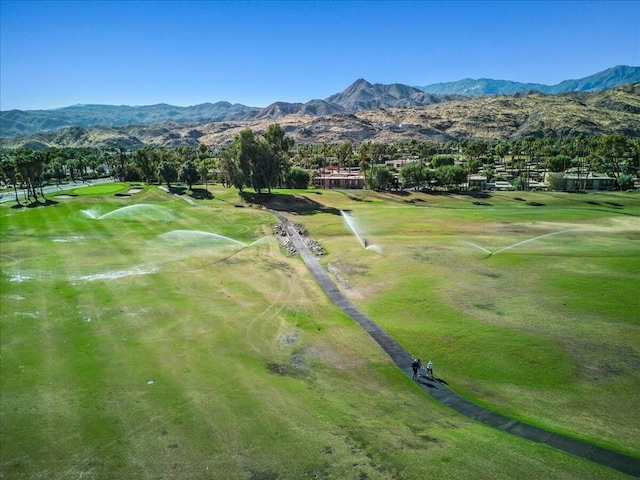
[1,184,637,479]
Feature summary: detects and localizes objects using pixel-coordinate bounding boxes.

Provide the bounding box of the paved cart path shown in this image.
[277,214,640,477]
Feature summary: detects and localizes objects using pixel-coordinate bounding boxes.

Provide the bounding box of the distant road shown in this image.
[0,178,114,204]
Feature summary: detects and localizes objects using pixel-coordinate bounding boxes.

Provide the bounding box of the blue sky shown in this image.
[1,0,639,110]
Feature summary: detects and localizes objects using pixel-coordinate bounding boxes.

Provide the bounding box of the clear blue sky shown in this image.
[1,0,639,111]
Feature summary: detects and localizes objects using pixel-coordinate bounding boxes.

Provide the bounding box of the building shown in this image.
[313,168,365,189]
[468,175,487,190]
[527,180,548,191]
[563,172,616,192]
[385,156,419,170]
[493,181,515,191]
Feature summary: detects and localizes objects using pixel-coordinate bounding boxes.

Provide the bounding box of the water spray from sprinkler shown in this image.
[491,230,574,255]
[341,210,382,254]
[463,229,575,258]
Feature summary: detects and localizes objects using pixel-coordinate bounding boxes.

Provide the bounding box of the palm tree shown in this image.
[0,154,21,205]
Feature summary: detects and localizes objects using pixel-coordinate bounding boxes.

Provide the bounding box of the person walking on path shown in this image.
[412,358,422,379]
[426,360,433,377]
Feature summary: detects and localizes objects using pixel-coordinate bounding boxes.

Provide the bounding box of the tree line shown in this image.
[1,126,639,205]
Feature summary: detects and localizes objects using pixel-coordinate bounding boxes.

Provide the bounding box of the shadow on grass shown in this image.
[240,192,341,216]
[434,377,448,385]
[168,186,188,195]
[430,190,494,199]
[24,198,59,209]
[337,191,373,202]
[167,185,213,200]
[189,188,213,200]
[383,190,411,197]
[468,192,492,199]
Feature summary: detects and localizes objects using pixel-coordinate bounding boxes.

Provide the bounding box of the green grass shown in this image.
[298,188,640,455]
[71,182,132,195]
[1,184,638,479]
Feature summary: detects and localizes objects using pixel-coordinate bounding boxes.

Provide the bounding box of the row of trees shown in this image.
[391,135,638,191]
[0,124,311,205]
[1,128,638,204]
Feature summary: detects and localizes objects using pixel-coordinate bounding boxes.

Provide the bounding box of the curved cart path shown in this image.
[278,215,640,477]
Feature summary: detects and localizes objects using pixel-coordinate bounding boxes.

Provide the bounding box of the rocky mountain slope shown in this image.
[0,80,460,138]
[0,102,260,138]
[2,66,637,139]
[417,65,640,96]
[324,79,462,112]
[2,84,638,149]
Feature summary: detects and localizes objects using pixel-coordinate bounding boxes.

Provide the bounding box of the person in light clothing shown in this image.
[426,360,433,377]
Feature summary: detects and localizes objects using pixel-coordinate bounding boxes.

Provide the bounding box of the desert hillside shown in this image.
[1,84,638,149]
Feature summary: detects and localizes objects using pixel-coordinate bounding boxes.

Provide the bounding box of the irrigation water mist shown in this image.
[340,210,383,254]
[81,204,174,222]
[463,241,492,255]
[80,208,100,219]
[491,229,574,255]
[156,230,248,247]
[341,210,366,248]
[72,266,159,283]
[464,229,575,257]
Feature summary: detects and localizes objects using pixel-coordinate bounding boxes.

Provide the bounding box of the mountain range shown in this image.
[417,65,640,95]
[0,80,466,138]
[1,66,639,148]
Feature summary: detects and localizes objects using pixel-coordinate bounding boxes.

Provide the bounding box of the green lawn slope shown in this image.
[294,189,640,456]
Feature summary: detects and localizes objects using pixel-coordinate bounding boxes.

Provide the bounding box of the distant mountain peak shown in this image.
[339,78,374,96]
[417,65,640,96]
[324,77,458,113]
[352,78,373,87]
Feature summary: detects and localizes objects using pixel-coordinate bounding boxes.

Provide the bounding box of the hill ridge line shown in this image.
[274,212,640,477]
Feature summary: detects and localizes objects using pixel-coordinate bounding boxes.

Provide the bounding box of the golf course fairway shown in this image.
[1,184,638,479]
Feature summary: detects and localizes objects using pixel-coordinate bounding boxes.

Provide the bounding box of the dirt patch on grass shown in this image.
[327,264,352,289]
[326,261,372,300]
[564,339,640,382]
[266,347,313,380]
[276,332,299,346]
[306,340,371,371]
